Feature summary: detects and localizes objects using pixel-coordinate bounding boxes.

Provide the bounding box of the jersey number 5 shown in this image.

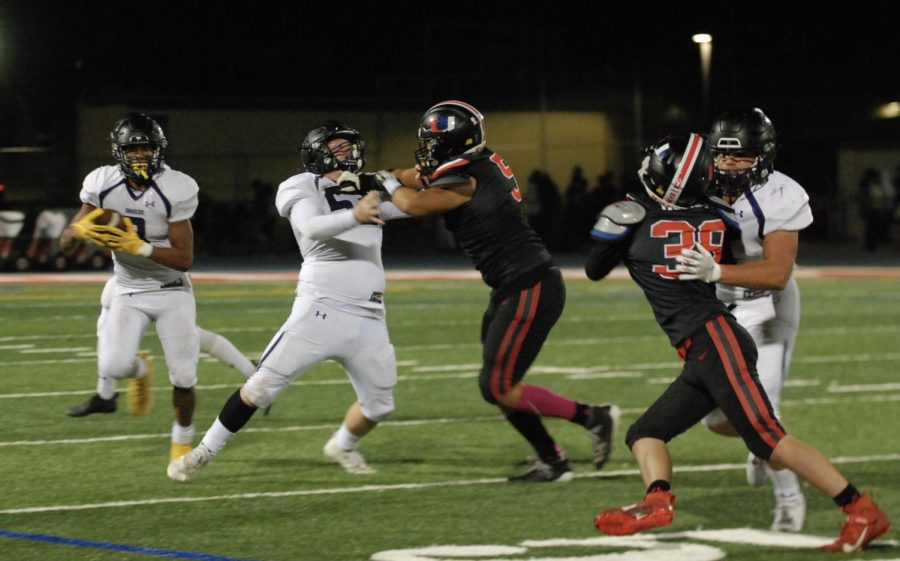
[489,153,522,201]
[650,219,724,279]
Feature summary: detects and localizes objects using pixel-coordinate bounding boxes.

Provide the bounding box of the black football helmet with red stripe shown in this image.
[638,133,715,209]
[414,100,486,175]
[708,107,777,196]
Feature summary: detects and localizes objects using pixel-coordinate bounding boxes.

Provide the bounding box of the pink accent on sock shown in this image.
[517,384,577,419]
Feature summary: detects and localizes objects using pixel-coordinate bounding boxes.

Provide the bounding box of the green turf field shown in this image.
[1,276,897,561]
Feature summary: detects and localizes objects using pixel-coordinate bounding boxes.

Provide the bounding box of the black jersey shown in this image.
[431,148,553,289]
[586,197,728,346]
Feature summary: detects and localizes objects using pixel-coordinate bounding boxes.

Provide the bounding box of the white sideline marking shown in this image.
[0,415,506,447]
[828,382,900,393]
[1,453,896,515]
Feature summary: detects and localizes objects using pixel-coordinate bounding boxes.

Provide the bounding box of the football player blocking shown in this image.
[386,100,620,482]
[61,113,202,462]
[586,133,890,552]
[690,108,812,532]
[168,121,406,482]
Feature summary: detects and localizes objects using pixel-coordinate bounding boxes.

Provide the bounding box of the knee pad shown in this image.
[478,377,497,404]
[99,351,139,380]
[241,368,290,408]
[348,345,396,422]
[360,390,394,423]
[625,418,671,449]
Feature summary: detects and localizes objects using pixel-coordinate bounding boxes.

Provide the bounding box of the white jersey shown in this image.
[275,172,406,318]
[80,164,199,293]
[717,170,813,304]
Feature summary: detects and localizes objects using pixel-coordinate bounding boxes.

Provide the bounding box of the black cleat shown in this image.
[586,404,621,469]
[67,393,118,417]
[508,458,574,482]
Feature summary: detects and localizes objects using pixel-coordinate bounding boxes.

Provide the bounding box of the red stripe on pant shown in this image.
[706,316,784,449]
[490,283,540,399]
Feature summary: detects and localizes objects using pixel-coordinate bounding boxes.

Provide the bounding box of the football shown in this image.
[93,209,125,230]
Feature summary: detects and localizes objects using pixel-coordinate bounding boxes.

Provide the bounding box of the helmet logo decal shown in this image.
[430,115,456,132]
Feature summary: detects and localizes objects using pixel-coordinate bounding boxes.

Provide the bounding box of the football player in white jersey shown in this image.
[168,121,408,482]
[67,276,258,417]
[61,113,202,464]
[675,108,813,532]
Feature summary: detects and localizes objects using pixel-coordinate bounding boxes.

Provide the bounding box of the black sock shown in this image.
[833,483,861,508]
[647,480,671,494]
[218,389,258,433]
[571,402,591,426]
[505,411,559,462]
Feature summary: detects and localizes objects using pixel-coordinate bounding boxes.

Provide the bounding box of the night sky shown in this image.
[1,2,898,159]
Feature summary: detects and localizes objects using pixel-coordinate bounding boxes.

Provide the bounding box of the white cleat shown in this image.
[323,438,376,474]
[745,451,767,486]
[167,444,211,483]
[771,494,806,532]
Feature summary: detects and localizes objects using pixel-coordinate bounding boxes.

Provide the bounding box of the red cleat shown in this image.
[594,490,676,535]
[821,492,891,553]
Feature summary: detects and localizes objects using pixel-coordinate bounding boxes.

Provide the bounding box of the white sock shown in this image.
[767,465,803,500]
[332,424,360,451]
[96,377,116,400]
[200,418,235,456]
[199,328,256,378]
[171,421,195,446]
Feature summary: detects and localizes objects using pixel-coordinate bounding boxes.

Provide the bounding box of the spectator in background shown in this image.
[524,169,563,251]
[590,171,620,215]
[250,179,278,246]
[0,184,26,264]
[562,165,593,250]
[858,167,897,251]
[25,208,69,268]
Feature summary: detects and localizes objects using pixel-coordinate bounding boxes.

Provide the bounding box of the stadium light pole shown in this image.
[692,33,713,120]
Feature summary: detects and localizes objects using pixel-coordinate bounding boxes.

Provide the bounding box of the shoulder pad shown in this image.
[601,200,646,225]
[591,201,645,241]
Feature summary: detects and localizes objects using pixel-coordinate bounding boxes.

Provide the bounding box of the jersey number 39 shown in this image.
[651,219,724,279]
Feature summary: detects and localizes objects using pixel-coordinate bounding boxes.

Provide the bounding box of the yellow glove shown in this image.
[95,217,153,257]
[71,208,117,247]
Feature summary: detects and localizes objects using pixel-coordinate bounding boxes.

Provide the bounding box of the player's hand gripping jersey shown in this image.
[428,148,552,289]
[80,164,198,292]
[276,172,406,317]
[716,170,813,304]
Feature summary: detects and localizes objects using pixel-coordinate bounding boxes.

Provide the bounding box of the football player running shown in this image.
[67,276,259,417]
[168,121,407,481]
[379,100,620,482]
[61,113,202,465]
[675,108,812,532]
[587,134,890,553]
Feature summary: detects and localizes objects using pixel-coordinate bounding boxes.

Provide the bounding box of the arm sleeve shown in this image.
[289,195,359,240]
[378,200,410,221]
[585,240,629,281]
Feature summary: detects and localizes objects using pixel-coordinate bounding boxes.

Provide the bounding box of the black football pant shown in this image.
[626,313,787,460]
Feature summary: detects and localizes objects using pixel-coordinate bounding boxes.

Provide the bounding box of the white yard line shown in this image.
[1,453,896,515]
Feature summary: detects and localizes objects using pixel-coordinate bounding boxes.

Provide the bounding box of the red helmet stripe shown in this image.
[664,133,704,204]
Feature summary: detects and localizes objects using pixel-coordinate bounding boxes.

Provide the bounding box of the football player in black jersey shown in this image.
[380,100,620,482]
[586,134,890,552]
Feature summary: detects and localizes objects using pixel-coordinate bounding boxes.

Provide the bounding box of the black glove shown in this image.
[358,172,387,195]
